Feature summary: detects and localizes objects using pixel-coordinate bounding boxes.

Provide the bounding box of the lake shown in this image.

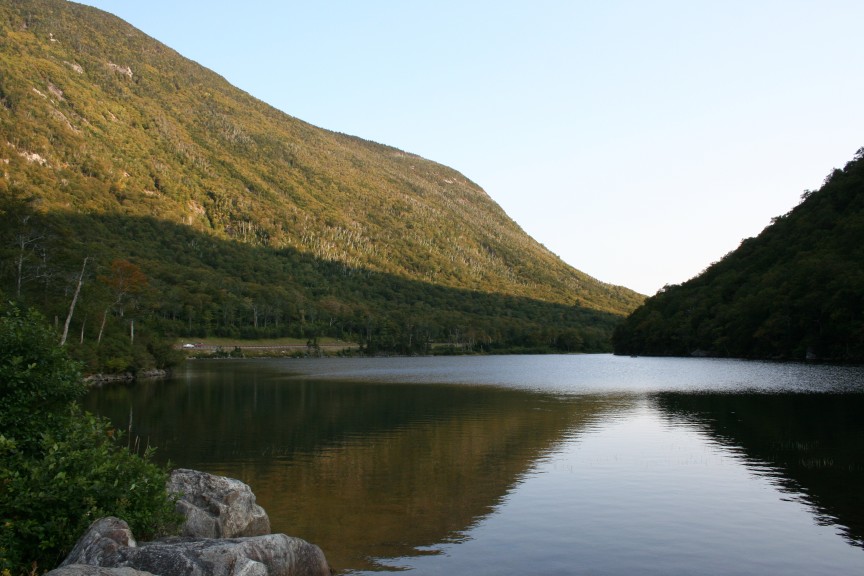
[82,354,864,575]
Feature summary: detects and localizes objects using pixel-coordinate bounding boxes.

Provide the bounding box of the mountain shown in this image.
[613,148,864,362]
[0,0,642,367]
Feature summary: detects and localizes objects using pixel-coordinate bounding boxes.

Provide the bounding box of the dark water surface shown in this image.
[83,355,864,575]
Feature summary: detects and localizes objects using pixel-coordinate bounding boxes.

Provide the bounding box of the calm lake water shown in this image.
[82,355,864,575]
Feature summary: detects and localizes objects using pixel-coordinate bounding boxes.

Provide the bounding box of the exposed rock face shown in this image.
[53,517,330,576]
[168,469,271,539]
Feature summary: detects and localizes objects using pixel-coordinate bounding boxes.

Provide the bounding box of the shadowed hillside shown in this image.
[614,148,864,362]
[2,208,628,371]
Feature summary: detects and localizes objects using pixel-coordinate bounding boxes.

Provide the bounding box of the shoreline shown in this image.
[84,368,169,386]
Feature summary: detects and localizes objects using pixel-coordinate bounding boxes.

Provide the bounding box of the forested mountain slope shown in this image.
[613,148,864,362]
[0,0,642,367]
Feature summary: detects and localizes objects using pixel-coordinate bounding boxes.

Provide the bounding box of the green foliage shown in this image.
[0,0,642,362]
[0,305,84,451]
[0,304,177,574]
[614,148,864,362]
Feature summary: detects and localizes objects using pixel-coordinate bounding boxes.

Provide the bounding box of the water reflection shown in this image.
[83,358,864,575]
[654,392,864,549]
[83,361,634,572]
[371,399,863,576]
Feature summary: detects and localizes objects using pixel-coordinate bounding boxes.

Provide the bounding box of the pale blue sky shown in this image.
[75,1,864,295]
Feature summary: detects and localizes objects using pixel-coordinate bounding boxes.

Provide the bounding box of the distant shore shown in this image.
[84,368,169,386]
[175,337,361,358]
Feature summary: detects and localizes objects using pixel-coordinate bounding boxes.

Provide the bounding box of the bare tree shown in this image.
[60,257,89,346]
[12,214,45,298]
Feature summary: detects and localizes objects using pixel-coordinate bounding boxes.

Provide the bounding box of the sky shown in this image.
[75,1,864,295]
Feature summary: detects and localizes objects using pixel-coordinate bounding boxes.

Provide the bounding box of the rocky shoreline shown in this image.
[84,369,169,386]
[48,469,331,576]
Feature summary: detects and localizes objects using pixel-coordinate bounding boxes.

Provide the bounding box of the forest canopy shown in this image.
[613,148,864,362]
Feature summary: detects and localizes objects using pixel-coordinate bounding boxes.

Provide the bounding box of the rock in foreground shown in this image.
[48,566,156,576]
[167,468,271,539]
[54,517,330,576]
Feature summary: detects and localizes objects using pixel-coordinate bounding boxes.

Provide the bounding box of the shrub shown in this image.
[0,305,178,574]
[0,305,85,452]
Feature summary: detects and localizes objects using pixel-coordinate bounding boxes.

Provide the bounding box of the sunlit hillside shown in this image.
[0,0,643,366]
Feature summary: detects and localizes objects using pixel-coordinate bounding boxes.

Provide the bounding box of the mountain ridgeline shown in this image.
[614,149,864,362]
[0,0,642,368]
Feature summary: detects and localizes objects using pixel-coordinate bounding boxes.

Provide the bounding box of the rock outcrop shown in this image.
[168,469,271,539]
[48,471,330,576]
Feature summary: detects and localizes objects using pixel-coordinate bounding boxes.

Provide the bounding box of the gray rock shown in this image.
[120,535,330,576]
[168,469,271,539]
[57,518,330,576]
[48,565,156,576]
[60,517,137,567]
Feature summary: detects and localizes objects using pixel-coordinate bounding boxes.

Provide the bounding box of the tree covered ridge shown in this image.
[613,148,864,362]
[2,196,627,372]
[0,0,642,319]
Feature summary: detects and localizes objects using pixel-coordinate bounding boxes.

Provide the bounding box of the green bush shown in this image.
[0,305,85,453]
[0,305,178,575]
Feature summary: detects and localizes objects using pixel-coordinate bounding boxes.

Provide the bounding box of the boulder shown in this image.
[54,517,330,576]
[48,566,156,576]
[60,517,137,567]
[120,535,329,576]
[168,469,271,538]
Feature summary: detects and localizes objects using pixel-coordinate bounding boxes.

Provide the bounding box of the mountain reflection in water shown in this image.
[83,356,864,575]
[84,361,633,571]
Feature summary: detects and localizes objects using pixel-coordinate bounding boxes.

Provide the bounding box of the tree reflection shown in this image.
[654,392,864,549]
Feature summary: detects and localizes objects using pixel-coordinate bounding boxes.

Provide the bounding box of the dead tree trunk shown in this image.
[60,257,88,346]
[97,307,109,344]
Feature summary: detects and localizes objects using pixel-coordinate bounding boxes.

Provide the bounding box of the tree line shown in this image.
[1,192,624,373]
